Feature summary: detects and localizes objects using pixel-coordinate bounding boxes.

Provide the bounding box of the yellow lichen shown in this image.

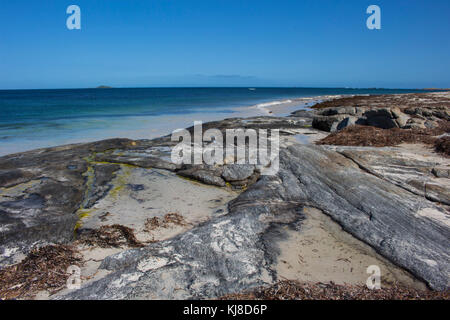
[108,165,133,199]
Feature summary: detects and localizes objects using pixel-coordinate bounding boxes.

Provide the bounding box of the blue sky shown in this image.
[0,0,449,89]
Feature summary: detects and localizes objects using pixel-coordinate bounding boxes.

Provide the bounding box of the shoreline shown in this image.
[1,87,437,157]
[0,94,336,157]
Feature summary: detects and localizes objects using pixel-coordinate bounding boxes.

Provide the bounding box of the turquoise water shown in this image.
[0,87,430,155]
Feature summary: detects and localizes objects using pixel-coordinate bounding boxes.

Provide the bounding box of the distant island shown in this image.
[96,85,112,89]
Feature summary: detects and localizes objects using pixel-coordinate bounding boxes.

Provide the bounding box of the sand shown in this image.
[274,207,427,290]
[253,95,342,117]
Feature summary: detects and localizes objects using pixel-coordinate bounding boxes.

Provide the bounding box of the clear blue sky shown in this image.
[0,0,449,89]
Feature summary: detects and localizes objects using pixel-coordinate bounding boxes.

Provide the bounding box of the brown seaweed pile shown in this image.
[0,244,83,300]
[435,136,450,156]
[221,280,449,300]
[317,121,449,154]
[78,224,144,248]
[144,212,189,232]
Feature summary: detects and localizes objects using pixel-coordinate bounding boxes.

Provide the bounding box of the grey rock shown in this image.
[0,114,314,265]
[94,152,178,171]
[311,104,437,131]
[60,144,449,299]
[363,109,398,129]
[289,110,314,118]
[395,114,410,128]
[317,106,356,116]
[178,168,226,187]
[335,116,358,131]
[313,108,401,132]
[404,118,427,130]
[432,110,450,121]
[424,120,438,129]
[222,164,255,182]
[279,145,449,291]
[312,115,347,132]
[60,176,305,299]
[333,146,450,205]
[0,139,133,266]
[432,168,450,179]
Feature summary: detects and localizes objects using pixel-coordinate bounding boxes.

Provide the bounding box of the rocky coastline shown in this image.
[0,92,449,299]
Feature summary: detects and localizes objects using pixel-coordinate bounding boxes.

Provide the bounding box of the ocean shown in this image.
[0,87,429,156]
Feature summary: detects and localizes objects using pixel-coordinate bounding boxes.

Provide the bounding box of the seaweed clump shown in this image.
[317,121,449,148]
[0,244,83,300]
[144,212,189,232]
[221,280,449,300]
[435,136,450,156]
[78,224,144,248]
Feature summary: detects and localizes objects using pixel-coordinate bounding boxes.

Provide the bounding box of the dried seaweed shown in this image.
[317,121,449,149]
[311,93,450,110]
[144,212,189,232]
[220,280,450,300]
[78,224,144,248]
[0,244,83,300]
[435,136,450,156]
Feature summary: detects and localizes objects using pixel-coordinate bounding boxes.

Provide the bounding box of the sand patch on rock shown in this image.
[274,207,427,290]
[77,166,237,243]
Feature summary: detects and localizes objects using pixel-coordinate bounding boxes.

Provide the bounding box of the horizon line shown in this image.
[1,85,447,91]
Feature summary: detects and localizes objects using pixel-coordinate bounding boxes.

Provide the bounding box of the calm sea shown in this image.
[0,87,429,156]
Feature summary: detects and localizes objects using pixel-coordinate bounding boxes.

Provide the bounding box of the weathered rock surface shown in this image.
[177,165,226,187]
[278,145,449,291]
[59,143,449,299]
[312,106,420,132]
[311,92,450,132]
[1,92,449,299]
[0,116,311,266]
[329,145,450,205]
[222,164,255,182]
[0,139,132,266]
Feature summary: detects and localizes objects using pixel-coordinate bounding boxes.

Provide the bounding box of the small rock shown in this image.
[335,117,358,131]
[178,169,226,187]
[431,168,450,179]
[312,115,347,132]
[363,109,398,129]
[222,164,255,182]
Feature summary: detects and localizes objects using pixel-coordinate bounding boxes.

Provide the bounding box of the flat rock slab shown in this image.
[328,144,450,205]
[59,144,449,299]
[0,139,134,266]
[279,145,449,290]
